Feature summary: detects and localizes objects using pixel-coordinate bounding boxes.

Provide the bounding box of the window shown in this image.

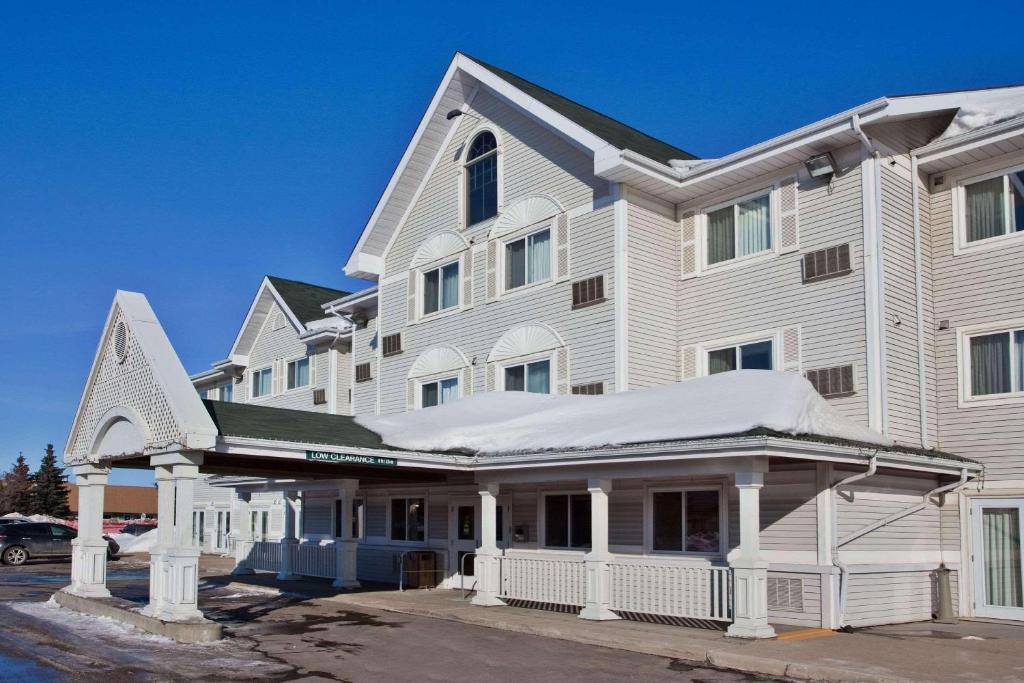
[651,489,721,553]
[707,340,773,374]
[251,367,272,398]
[963,169,1024,244]
[967,328,1024,397]
[544,494,590,549]
[572,275,605,309]
[355,362,372,383]
[220,383,233,402]
[286,357,310,390]
[466,131,498,225]
[504,359,550,393]
[390,497,425,542]
[421,377,459,408]
[334,498,364,539]
[505,229,551,290]
[571,381,604,396]
[802,244,852,283]
[706,191,772,266]
[422,262,460,315]
[198,389,208,399]
[382,333,403,357]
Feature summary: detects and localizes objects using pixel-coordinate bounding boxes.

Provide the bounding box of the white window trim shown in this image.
[417,374,462,409]
[643,484,727,558]
[249,365,274,400]
[218,382,234,402]
[460,125,504,230]
[538,490,591,551]
[386,495,429,546]
[696,329,783,377]
[497,224,555,298]
[699,185,778,272]
[952,160,1024,256]
[498,351,556,394]
[284,354,311,393]
[419,259,461,319]
[956,318,1024,408]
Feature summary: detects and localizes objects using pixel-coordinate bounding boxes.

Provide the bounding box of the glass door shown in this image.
[972,499,1024,619]
[449,497,479,591]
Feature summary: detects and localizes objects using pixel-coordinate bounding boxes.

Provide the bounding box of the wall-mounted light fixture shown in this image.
[805,152,838,178]
[446,109,463,120]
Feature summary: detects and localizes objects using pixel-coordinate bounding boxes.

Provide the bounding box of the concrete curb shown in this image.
[53,590,223,644]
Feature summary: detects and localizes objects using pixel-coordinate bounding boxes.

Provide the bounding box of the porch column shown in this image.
[471,483,505,607]
[231,492,254,576]
[277,490,300,581]
[580,478,620,621]
[65,463,111,598]
[332,479,360,589]
[727,472,775,639]
[145,454,204,622]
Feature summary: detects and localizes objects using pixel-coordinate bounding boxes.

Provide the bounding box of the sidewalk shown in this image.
[212,568,1024,683]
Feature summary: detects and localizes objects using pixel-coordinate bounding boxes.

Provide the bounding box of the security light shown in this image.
[805,152,838,178]
[446,109,463,120]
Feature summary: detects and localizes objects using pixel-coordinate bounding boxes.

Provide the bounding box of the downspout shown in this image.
[910,154,931,449]
[831,455,877,629]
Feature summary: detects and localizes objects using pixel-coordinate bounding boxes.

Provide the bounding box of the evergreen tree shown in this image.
[0,454,34,515]
[31,444,70,518]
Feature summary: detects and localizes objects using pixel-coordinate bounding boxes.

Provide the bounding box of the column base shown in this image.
[144,546,204,623]
[579,605,621,621]
[726,621,777,639]
[470,593,507,607]
[67,539,111,599]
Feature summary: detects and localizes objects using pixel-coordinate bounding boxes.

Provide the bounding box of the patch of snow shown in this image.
[936,89,1024,141]
[113,528,158,554]
[2,512,70,524]
[303,317,349,332]
[359,370,892,455]
[961,635,985,640]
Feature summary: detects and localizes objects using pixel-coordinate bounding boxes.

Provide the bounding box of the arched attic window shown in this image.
[465,131,498,226]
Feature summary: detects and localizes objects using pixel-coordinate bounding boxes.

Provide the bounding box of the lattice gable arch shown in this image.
[65,291,218,465]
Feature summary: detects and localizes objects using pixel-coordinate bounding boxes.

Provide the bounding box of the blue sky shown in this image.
[1,2,1019,486]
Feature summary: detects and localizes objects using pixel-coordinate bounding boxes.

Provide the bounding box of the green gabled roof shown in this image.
[203,399,395,451]
[467,54,698,166]
[266,276,350,325]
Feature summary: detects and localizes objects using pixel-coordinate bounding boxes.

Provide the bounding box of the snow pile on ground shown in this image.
[359,370,893,455]
[937,89,1024,141]
[110,528,158,554]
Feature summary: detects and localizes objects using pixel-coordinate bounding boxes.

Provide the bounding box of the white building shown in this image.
[64,54,1024,633]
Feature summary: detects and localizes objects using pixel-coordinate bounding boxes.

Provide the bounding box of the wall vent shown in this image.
[571,275,605,310]
[382,333,403,357]
[355,363,372,383]
[571,381,604,396]
[767,576,804,612]
[312,388,327,405]
[805,364,855,398]
[802,243,852,283]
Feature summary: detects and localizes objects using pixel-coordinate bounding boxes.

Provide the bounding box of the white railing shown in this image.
[249,541,284,573]
[293,543,337,579]
[608,560,732,622]
[498,555,586,607]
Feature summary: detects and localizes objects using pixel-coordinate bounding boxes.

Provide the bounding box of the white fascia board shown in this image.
[344,253,384,280]
[214,436,468,471]
[322,286,379,313]
[915,115,1024,163]
[228,277,305,358]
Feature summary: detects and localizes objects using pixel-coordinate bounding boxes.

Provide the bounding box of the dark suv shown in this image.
[0,523,119,565]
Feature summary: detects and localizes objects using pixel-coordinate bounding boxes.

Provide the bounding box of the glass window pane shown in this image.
[526,360,550,394]
[708,348,737,375]
[391,498,407,540]
[496,505,504,543]
[545,495,569,547]
[982,507,1023,608]
[440,377,459,404]
[505,238,526,290]
[222,383,233,402]
[467,131,496,160]
[407,498,425,542]
[570,494,591,548]
[707,206,736,264]
[740,341,773,370]
[966,177,1006,242]
[353,500,363,539]
[423,269,440,315]
[736,194,771,256]
[527,230,551,283]
[421,382,439,408]
[652,491,683,551]
[685,491,720,552]
[441,262,460,309]
[467,154,497,225]
[457,505,475,540]
[1016,331,1024,392]
[1012,171,1024,233]
[288,358,309,389]
[971,332,1012,395]
[505,365,525,392]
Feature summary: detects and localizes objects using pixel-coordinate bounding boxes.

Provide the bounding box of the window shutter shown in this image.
[556,347,570,394]
[407,271,418,323]
[486,240,498,301]
[555,214,570,280]
[680,210,698,279]
[680,344,698,380]
[273,360,284,394]
[462,249,473,308]
[778,176,799,253]
[782,326,802,372]
[486,362,497,392]
[406,379,416,411]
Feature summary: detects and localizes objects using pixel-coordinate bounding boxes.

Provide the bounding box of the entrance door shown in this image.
[449,497,479,590]
[972,498,1024,619]
[193,511,206,550]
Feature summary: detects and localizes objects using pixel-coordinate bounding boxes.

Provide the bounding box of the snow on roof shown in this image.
[358,370,892,455]
[936,88,1024,141]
